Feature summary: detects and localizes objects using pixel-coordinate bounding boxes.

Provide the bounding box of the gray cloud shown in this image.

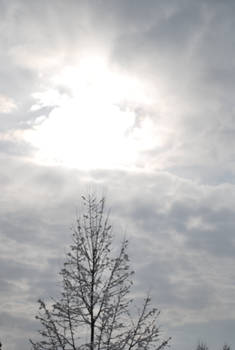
[1,1,235,350]
[1,162,235,349]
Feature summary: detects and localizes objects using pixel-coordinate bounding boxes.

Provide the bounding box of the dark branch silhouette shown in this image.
[30,194,170,350]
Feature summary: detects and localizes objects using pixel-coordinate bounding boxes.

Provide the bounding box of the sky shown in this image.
[0,0,235,349]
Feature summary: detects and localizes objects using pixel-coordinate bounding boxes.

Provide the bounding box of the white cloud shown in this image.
[0,94,17,114]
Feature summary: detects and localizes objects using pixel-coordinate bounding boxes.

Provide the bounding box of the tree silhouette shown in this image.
[222,345,231,350]
[196,342,231,350]
[31,194,170,350]
[196,342,209,350]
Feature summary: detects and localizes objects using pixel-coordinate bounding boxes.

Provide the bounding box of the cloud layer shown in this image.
[1,1,235,350]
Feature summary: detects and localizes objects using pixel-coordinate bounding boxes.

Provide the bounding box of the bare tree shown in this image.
[196,342,232,350]
[196,342,209,350]
[31,194,170,350]
[222,344,231,350]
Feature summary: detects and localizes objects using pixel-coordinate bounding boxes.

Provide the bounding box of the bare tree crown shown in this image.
[31,195,170,350]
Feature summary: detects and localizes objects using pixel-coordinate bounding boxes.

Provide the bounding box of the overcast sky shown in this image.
[1,1,235,349]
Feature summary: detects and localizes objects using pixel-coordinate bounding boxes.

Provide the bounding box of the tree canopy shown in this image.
[31,194,170,350]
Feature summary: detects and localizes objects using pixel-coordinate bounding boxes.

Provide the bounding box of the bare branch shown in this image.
[31,194,170,350]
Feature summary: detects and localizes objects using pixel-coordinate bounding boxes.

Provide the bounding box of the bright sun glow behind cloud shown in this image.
[24,55,169,170]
